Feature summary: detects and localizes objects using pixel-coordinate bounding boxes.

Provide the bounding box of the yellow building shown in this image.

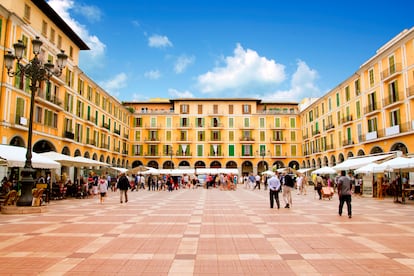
[1,0,414,180]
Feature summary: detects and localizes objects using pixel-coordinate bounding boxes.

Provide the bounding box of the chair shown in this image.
[32,188,44,206]
[3,190,17,206]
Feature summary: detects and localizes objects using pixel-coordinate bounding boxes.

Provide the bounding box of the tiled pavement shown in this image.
[1,186,414,275]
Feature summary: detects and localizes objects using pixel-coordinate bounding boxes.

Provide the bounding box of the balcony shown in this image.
[145,124,162,129]
[270,137,286,143]
[144,137,161,143]
[239,137,255,143]
[268,123,286,129]
[324,123,335,132]
[208,123,224,129]
[207,153,224,158]
[176,123,192,129]
[239,124,255,129]
[406,85,414,98]
[86,139,96,146]
[35,92,62,110]
[100,143,109,150]
[312,130,321,136]
[176,152,193,158]
[123,133,129,139]
[364,103,380,115]
[122,150,129,155]
[102,122,110,130]
[383,92,402,109]
[144,152,160,158]
[114,129,121,135]
[63,131,74,140]
[342,139,354,147]
[380,63,402,80]
[85,116,95,125]
[341,115,353,125]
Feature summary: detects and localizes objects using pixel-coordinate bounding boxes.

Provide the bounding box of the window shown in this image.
[165,130,171,141]
[69,46,73,58]
[242,104,251,114]
[356,101,361,119]
[77,78,84,94]
[345,86,350,101]
[241,145,252,156]
[290,118,296,128]
[328,97,332,111]
[135,130,141,141]
[166,117,172,128]
[228,145,235,156]
[244,117,250,127]
[50,28,55,44]
[273,130,283,141]
[198,104,202,114]
[228,117,234,128]
[198,131,205,141]
[354,79,360,96]
[87,86,92,100]
[275,145,282,156]
[196,118,203,127]
[181,117,188,127]
[134,117,142,127]
[275,117,281,128]
[229,104,233,114]
[260,131,265,141]
[309,110,313,122]
[291,145,297,156]
[65,68,73,87]
[24,4,31,20]
[213,104,218,114]
[336,92,340,107]
[151,117,157,127]
[64,92,73,113]
[390,109,400,127]
[45,110,58,128]
[197,145,203,156]
[369,68,375,87]
[42,21,47,36]
[259,118,265,128]
[229,131,234,141]
[57,35,62,49]
[180,104,189,114]
[290,131,296,142]
[389,81,399,103]
[35,106,42,123]
[389,55,396,75]
[368,92,377,111]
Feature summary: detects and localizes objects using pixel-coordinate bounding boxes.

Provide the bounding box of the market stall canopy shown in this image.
[376,156,414,172]
[297,168,313,174]
[38,151,95,167]
[127,165,159,175]
[312,166,337,175]
[0,144,60,169]
[261,170,275,176]
[354,163,385,174]
[73,156,108,167]
[332,154,393,171]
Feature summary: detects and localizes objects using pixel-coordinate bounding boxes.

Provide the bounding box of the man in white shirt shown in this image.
[268,172,281,209]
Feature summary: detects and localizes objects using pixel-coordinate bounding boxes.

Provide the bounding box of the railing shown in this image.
[63,131,74,140]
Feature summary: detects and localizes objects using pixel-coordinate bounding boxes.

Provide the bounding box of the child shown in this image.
[98,175,108,203]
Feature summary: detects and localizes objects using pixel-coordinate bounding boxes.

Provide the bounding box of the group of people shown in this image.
[267,170,353,218]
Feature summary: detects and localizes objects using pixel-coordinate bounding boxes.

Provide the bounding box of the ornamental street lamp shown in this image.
[256,149,270,172]
[4,37,67,206]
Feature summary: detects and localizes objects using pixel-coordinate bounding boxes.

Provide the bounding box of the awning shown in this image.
[333,154,393,171]
[73,156,108,167]
[312,166,337,175]
[38,151,94,167]
[0,144,60,169]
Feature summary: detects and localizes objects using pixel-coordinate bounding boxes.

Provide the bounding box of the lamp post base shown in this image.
[16,167,35,206]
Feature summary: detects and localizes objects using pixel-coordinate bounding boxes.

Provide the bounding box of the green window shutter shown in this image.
[229,145,234,156]
[241,146,245,156]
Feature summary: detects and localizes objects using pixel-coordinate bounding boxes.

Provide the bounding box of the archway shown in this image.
[226,161,237,168]
[390,142,408,155]
[288,160,299,169]
[33,140,56,153]
[74,149,81,157]
[357,149,365,156]
[330,155,336,166]
[210,161,221,168]
[147,160,159,169]
[347,151,354,158]
[338,153,345,163]
[257,161,268,173]
[241,161,253,176]
[179,160,190,167]
[370,146,383,154]
[272,161,284,170]
[323,156,329,167]
[194,161,206,168]
[132,160,143,168]
[9,136,25,147]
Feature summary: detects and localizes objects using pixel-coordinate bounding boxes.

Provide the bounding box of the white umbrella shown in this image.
[312,166,336,175]
[354,163,385,174]
[73,156,108,167]
[261,170,275,176]
[0,144,60,169]
[39,151,93,167]
[377,157,414,172]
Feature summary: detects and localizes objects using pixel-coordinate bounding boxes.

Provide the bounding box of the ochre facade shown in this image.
[1,1,414,178]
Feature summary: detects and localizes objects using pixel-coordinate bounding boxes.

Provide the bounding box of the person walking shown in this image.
[117,172,130,203]
[282,170,295,208]
[268,172,281,209]
[98,175,108,204]
[338,170,352,218]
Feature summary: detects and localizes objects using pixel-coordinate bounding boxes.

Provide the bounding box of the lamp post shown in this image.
[168,147,174,170]
[4,37,67,206]
[257,149,270,173]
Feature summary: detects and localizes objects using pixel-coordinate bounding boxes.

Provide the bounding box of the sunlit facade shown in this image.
[1,1,414,180]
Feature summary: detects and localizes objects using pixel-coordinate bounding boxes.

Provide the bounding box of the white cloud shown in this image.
[168,88,195,98]
[174,55,195,74]
[47,0,106,60]
[197,43,285,94]
[99,73,128,97]
[148,34,173,48]
[264,60,320,102]
[144,70,161,80]
[74,3,102,23]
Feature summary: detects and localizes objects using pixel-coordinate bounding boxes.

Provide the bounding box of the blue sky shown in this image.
[47,0,414,102]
